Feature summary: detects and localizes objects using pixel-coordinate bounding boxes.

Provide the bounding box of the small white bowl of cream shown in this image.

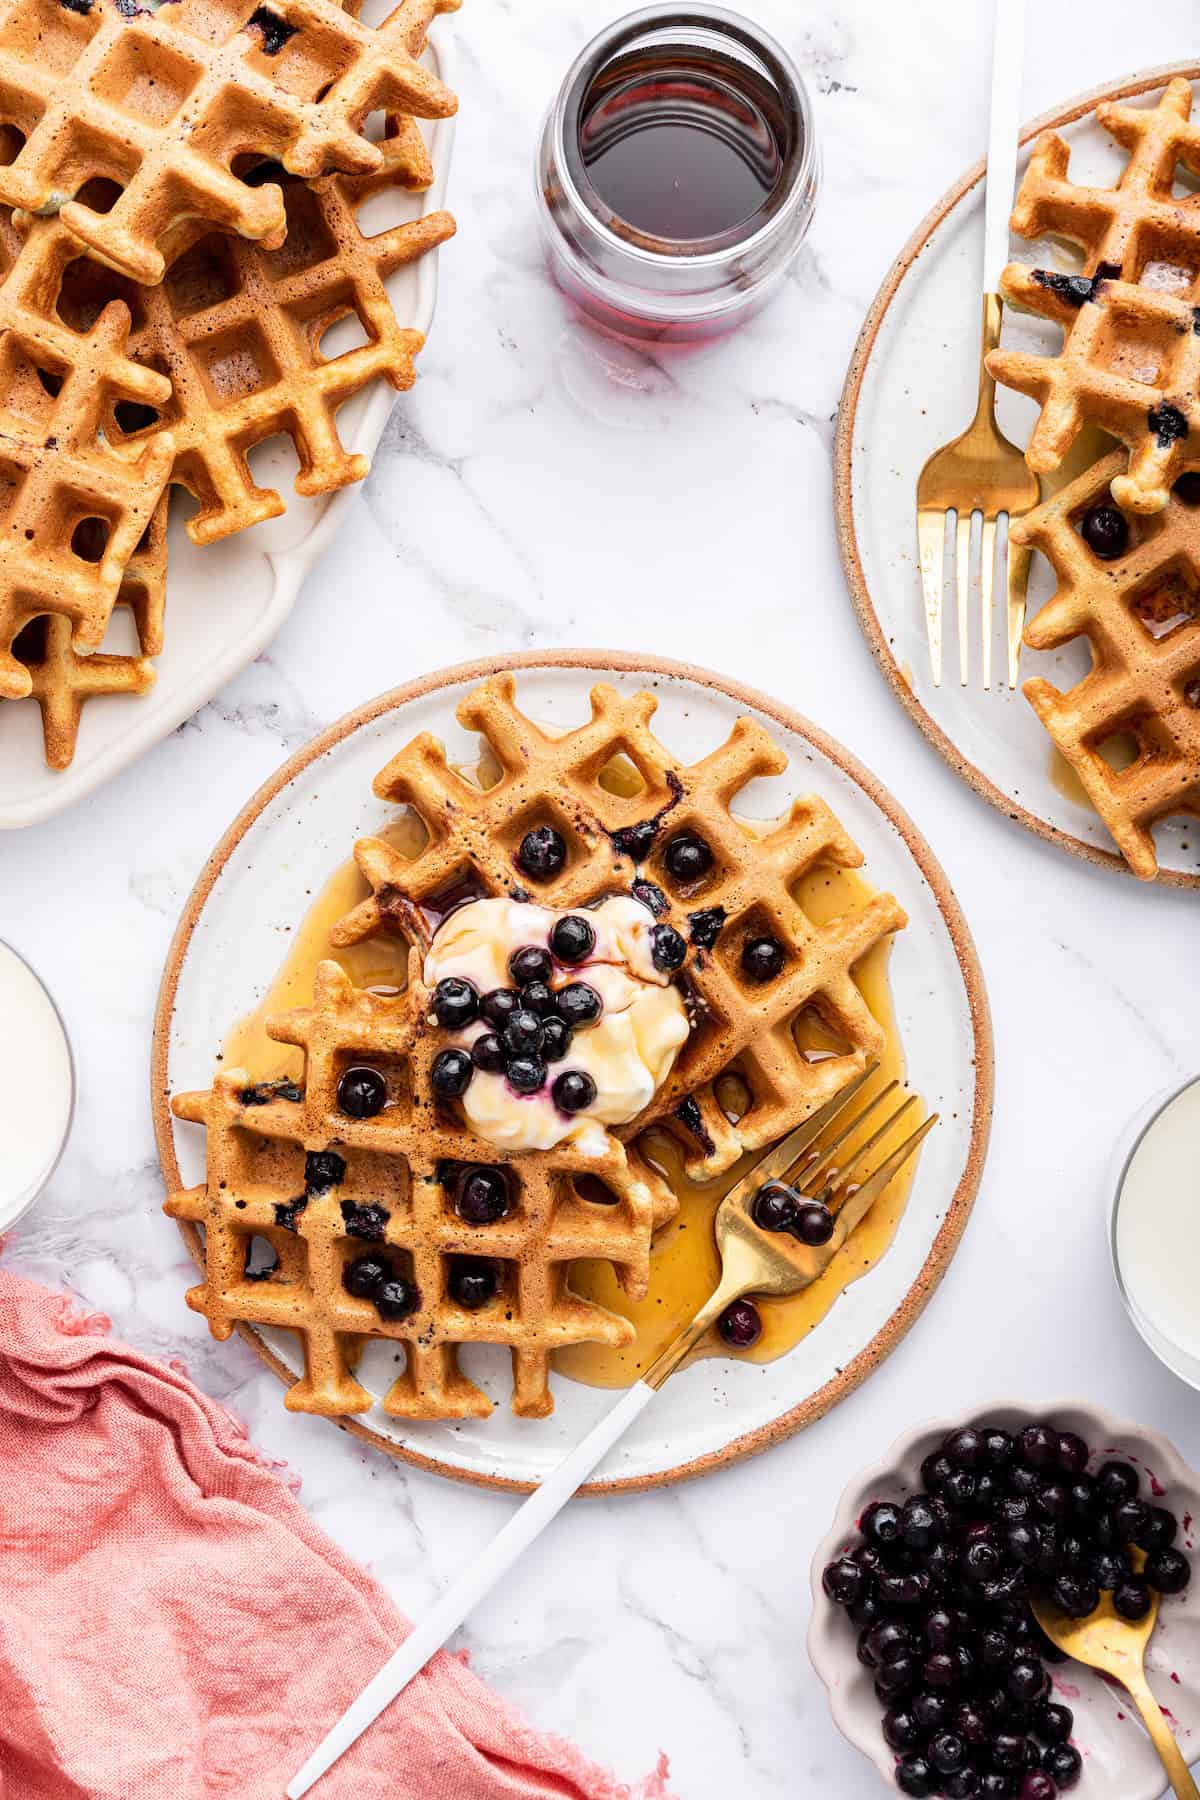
[0,939,74,1235]
[1111,1076,1200,1390]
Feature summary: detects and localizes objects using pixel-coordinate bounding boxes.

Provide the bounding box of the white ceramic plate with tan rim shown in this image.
[152,650,993,1496]
[809,1401,1200,1799]
[0,29,455,832]
[837,63,1200,890]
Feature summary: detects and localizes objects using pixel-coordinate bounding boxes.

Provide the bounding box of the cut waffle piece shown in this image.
[329,674,908,1181]
[166,958,675,1421]
[0,274,173,698]
[11,491,167,767]
[987,77,1200,512]
[0,123,455,544]
[0,0,458,286]
[1013,447,1200,879]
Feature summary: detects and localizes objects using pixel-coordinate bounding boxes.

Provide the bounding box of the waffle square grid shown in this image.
[168,959,676,1422]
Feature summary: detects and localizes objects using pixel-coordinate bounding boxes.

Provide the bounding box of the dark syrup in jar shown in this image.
[577,41,789,245]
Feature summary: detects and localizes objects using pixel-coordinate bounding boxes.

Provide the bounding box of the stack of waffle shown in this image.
[0,0,458,769]
[166,675,909,1423]
[985,75,1200,877]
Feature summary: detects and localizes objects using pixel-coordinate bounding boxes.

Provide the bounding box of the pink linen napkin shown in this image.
[0,1265,674,1800]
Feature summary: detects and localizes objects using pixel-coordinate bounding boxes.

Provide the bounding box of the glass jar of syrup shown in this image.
[536,4,819,343]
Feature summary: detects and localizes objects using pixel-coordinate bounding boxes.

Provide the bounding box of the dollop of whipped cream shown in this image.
[424,895,689,1156]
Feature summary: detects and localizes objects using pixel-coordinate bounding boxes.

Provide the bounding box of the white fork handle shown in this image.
[983,0,1026,295]
[285,1379,659,1798]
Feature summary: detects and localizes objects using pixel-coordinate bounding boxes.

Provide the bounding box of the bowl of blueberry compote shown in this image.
[809,1405,1200,1800]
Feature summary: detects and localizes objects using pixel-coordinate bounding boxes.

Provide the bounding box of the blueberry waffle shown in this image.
[0,275,173,699]
[13,492,167,766]
[0,0,458,286]
[329,673,908,1180]
[166,956,676,1421]
[987,77,1200,513]
[0,114,454,545]
[1012,448,1200,879]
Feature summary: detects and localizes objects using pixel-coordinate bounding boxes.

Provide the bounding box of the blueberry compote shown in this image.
[822,1420,1190,1796]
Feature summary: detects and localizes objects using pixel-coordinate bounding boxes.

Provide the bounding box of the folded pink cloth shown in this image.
[0,1265,673,1800]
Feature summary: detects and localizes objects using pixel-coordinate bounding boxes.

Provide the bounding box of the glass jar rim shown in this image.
[550,2,817,270]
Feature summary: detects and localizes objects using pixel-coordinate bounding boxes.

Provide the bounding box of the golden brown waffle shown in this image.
[330,675,908,1180]
[167,958,676,1421]
[987,77,1200,512]
[1012,447,1200,879]
[0,277,173,699]
[0,0,458,286]
[0,120,454,544]
[11,492,167,766]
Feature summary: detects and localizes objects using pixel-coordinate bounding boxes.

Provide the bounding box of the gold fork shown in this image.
[287,1066,938,1797]
[916,0,1038,689]
[1032,1552,1200,1800]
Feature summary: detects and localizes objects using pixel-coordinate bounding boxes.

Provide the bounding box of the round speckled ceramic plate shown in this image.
[837,63,1200,888]
[152,651,993,1495]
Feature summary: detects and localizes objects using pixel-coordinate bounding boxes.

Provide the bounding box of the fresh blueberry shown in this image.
[795,1200,835,1246]
[1095,1460,1139,1505]
[882,1706,922,1752]
[663,831,714,884]
[509,945,553,987]
[431,1048,473,1098]
[1006,1658,1047,1705]
[821,1557,865,1607]
[983,1429,1016,1470]
[480,988,520,1029]
[1041,1743,1081,1789]
[516,826,566,880]
[343,1255,387,1299]
[471,1033,506,1073]
[456,1167,509,1225]
[1113,1576,1153,1621]
[863,1501,904,1549]
[1079,504,1129,559]
[717,1299,761,1349]
[913,1692,952,1732]
[556,982,603,1027]
[1051,1573,1098,1618]
[1056,1431,1089,1473]
[895,1754,935,1797]
[551,915,596,964]
[432,976,479,1030]
[376,1275,419,1321]
[1146,1547,1191,1595]
[650,924,687,972]
[1091,1549,1131,1590]
[741,935,786,982]
[867,1619,914,1666]
[540,1016,572,1062]
[506,1055,546,1095]
[944,1427,985,1469]
[1019,1424,1059,1469]
[502,1009,545,1056]
[753,1182,799,1233]
[1034,1702,1072,1744]
[337,1065,388,1118]
[1138,1507,1180,1552]
[901,1498,942,1553]
[449,1258,499,1310]
[929,1730,967,1776]
[521,980,557,1018]
[553,1069,596,1114]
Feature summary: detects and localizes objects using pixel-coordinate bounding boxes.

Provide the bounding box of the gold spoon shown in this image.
[1032,1554,1199,1800]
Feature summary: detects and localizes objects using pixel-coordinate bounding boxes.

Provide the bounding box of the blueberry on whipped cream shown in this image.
[423,894,690,1154]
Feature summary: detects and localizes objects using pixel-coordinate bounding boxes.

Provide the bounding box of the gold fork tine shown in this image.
[980,515,997,690]
[1006,534,1031,690]
[720,1061,881,1210]
[956,512,972,687]
[828,1113,941,1243]
[779,1079,902,1194]
[917,508,946,688]
[820,1094,921,1208]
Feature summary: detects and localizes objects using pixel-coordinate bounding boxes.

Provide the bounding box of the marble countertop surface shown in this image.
[5,2,1200,1794]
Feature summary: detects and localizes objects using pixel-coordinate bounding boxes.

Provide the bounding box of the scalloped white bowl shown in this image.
[808,1402,1200,1799]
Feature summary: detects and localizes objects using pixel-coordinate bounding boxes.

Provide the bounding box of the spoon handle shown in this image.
[1127,1674,1200,1800]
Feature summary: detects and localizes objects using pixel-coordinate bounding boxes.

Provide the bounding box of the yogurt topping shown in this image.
[424,895,689,1155]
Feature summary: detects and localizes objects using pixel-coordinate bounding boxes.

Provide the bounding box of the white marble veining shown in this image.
[4,3,1200,1794]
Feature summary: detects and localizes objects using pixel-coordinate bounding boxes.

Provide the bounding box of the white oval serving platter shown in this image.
[153,651,993,1495]
[837,63,1200,889]
[0,34,455,832]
